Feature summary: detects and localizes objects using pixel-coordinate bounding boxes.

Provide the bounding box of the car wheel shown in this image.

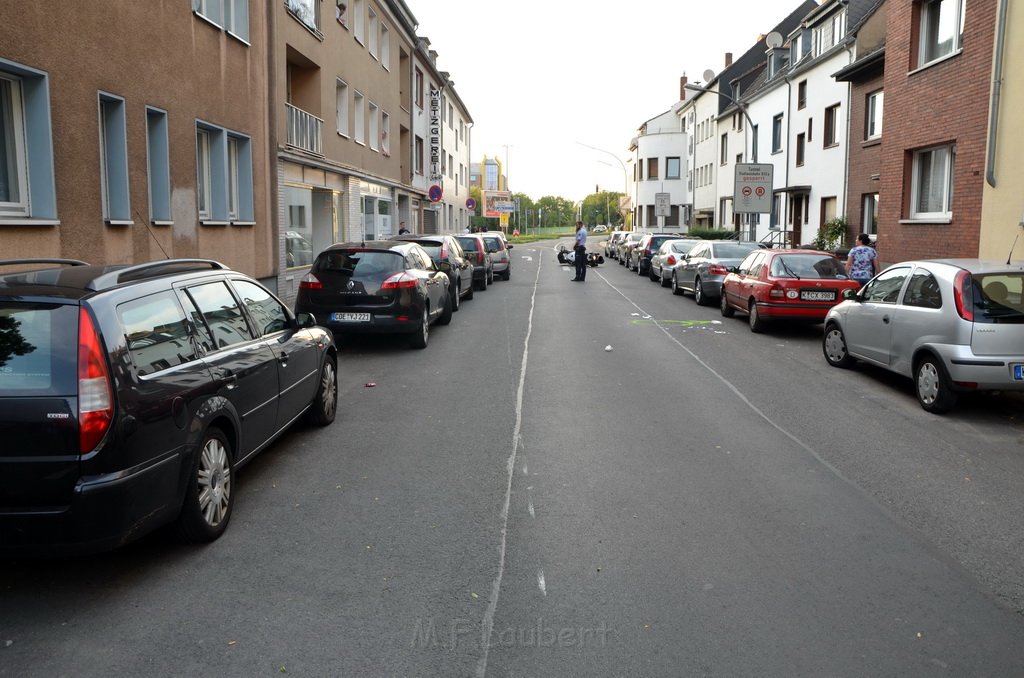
[487,269,494,285]
[748,300,766,332]
[409,304,429,349]
[438,291,453,326]
[474,275,486,291]
[694,277,708,305]
[915,355,957,413]
[307,356,338,426]
[660,272,671,288]
[649,268,659,282]
[176,427,233,543]
[464,279,474,300]
[822,324,854,368]
[671,272,683,296]
[720,291,735,317]
[450,283,460,312]
[502,268,511,281]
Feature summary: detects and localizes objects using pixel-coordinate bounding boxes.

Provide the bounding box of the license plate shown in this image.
[1014,364,1024,381]
[331,312,370,322]
[800,290,836,301]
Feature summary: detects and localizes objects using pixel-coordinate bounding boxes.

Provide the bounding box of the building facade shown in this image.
[630,102,689,233]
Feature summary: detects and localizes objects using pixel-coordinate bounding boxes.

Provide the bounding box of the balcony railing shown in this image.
[286,103,323,156]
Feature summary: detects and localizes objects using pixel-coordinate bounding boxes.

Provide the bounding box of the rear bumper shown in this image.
[754,301,836,321]
[934,345,1024,391]
[0,451,184,556]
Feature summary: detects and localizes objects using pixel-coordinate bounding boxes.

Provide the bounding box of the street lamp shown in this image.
[684,74,757,163]
[579,142,631,229]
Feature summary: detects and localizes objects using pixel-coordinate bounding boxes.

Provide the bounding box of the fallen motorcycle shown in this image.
[557,245,604,267]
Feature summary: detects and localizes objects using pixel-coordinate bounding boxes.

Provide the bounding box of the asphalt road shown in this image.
[2,239,1024,677]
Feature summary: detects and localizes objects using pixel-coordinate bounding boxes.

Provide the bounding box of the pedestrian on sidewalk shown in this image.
[572,221,588,282]
[846,233,878,287]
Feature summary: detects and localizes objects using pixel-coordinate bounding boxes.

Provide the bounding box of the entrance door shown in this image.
[363,196,375,241]
[790,194,806,246]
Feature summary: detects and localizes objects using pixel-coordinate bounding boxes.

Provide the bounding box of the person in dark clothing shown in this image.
[572,221,588,282]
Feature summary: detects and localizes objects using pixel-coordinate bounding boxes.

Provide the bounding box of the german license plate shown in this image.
[331,312,370,322]
[800,290,836,301]
[1013,364,1024,381]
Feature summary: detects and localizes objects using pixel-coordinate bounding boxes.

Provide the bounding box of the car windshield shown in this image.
[313,250,403,280]
[974,274,1024,323]
[711,243,760,258]
[457,237,480,252]
[770,254,846,279]
[670,240,700,254]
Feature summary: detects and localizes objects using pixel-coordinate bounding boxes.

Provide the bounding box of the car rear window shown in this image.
[314,250,404,279]
[482,236,504,250]
[0,303,78,396]
[974,274,1024,323]
[770,254,846,279]
[457,237,480,252]
[712,243,760,258]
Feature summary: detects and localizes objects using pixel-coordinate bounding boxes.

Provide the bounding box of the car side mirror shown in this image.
[841,288,858,301]
[439,261,452,272]
[295,312,317,328]
[727,266,739,274]
[506,243,513,249]
[487,248,496,254]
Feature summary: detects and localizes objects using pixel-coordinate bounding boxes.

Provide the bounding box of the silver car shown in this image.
[822,259,1024,413]
[650,239,703,287]
[673,241,762,304]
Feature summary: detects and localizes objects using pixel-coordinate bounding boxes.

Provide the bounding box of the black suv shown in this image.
[0,258,338,555]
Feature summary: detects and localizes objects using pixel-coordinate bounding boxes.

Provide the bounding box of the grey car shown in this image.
[651,239,703,287]
[617,232,646,267]
[673,241,762,304]
[823,259,1024,413]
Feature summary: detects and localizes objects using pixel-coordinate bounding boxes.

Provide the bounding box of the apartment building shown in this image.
[630,90,690,232]
[1,1,272,278]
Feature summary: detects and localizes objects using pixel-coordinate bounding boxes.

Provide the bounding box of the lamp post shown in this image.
[684,83,757,163]
[579,142,631,229]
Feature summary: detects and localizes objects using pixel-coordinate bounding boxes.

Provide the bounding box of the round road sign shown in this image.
[741,186,753,197]
[428,185,443,202]
[466,197,477,210]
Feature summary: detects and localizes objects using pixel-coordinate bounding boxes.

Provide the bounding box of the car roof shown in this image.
[0,258,232,296]
[893,259,1024,274]
[322,240,419,253]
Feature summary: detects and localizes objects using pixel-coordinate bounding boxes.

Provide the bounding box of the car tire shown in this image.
[649,268,659,282]
[438,291,453,326]
[474,276,486,291]
[176,427,233,543]
[915,355,957,414]
[487,269,494,285]
[410,305,429,349]
[822,324,854,368]
[660,272,670,288]
[720,291,735,317]
[671,272,683,296]
[450,285,460,313]
[748,300,766,332]
[306,356,338,426]
[464,280,474,300]
[694,277,708,305]
[502,268,511,281]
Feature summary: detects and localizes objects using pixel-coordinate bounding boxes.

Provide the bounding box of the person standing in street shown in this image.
[572,221,588,281]
[846,233,878,287]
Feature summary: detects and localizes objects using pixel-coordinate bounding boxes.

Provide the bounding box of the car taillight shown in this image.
[441,243,449,259]
[299,272,323,290]
[381,272,418,289]
[476,250,485,265]
[666,255,676,266]
[769,285,785,298]
[953,270,974,321]
[78,308,113,455]
[709,264,729,275]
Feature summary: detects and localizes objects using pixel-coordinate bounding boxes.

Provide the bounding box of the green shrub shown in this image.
[686,227,738,241]
[810,216,849,251]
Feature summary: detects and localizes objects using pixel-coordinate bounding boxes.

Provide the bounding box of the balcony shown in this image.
[286,103,323,156]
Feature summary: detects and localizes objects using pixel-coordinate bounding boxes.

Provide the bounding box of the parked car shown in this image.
[617,232,646,267]
[822,259,1024,413]
[672,240,763,304]
[285,230,314,268]
[296,241,451,349]
[720,249,862,332]
[0,258,337,555]
[481,232,513,280]
[605,231,627,259]
[635,234,685,277]
[650,239,703,287]
[395,233,474,308]
[456,234,494,290]
[593,225,609,233]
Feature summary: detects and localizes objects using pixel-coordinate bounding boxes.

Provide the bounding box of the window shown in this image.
[380,23,390,69]
[911,144,954,219]
[335,0,348,27]
[862,193,878,234]
[866,90,883,139]
[772,114,783,153]
[797,80,807,109]
[720,134,728,165]
[1,72,29,216]
[368,9,378,59]
[196,122,253,223]
[118,291,197,376]
[919,0,965,67]
[414,68,424,109]
[146,107,172,223]
[862,267,910,304]
[353,91,365,145]
[353,0,365,43]
[813,12,843,56]
[194,0,249,41]
[381,110,390,155]
[98,93,130,222]
[414,135,424,175]
[231,280,288,336]
[368,101,379,151]
[335,79,349,137]
[771,194,781,228]
[824,104,840,147]
[796,133,805,166]
[647,157,658,180]
[666,157,680,180]
[448,103,454,129]
[285,0,320,36]
[186,281,253,348]
[807,118,813,142]
[903,270,943,309]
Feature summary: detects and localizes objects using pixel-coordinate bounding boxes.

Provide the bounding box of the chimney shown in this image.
[724,52,733,68]
[680,74,688,100]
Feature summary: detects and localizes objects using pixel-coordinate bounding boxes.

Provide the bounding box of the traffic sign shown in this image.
[466,197,476,210]
[655,192,671,217]
[428,185,443,202]
[734,164,773,214]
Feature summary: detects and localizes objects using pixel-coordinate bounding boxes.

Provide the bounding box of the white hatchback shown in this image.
[822,259,1024,413]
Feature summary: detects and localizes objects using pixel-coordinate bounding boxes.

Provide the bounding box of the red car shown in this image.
[720,249,861,332]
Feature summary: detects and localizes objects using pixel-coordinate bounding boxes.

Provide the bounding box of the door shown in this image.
[844,267,911,365]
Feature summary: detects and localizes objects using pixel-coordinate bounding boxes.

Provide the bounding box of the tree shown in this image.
[580,190,623,227]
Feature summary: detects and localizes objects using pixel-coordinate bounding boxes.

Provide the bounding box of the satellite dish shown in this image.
[702,69,716,83]
[766,31,784,48]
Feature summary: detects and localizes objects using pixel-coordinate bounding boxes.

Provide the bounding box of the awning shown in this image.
[776,185,811,194]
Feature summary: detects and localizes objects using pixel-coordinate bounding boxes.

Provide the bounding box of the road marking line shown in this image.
[538,570,547,596]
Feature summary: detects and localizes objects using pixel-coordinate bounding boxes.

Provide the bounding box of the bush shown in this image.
[686,227,738,241]
[810,216,849,251]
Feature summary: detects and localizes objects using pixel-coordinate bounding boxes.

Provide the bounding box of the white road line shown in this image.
[476,250,542,678]
[538,570,547,597]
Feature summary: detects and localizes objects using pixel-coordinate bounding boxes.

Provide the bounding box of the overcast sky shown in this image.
[414,0,813,202]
